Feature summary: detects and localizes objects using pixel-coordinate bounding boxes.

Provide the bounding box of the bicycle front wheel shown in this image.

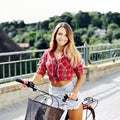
[83,105,95,120]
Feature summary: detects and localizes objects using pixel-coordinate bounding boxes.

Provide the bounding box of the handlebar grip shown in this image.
[62,94,68,102]
[16,78,24,84]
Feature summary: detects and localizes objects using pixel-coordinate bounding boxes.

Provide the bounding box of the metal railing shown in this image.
[0,43,120,83]
[0,49,45,83]
[77,43,120,65]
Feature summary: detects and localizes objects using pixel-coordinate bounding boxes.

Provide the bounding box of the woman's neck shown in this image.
[55,49,63,53]
[55,46,64,53]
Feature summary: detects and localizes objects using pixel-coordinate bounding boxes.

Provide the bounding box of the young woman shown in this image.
[24,22,84,120]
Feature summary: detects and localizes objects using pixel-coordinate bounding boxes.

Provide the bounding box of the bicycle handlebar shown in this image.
[16,78,69,102]
[16,78,37,91]
[16,78,78,102]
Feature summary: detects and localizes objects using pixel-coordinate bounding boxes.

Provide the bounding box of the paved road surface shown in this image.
[0,71,120,120]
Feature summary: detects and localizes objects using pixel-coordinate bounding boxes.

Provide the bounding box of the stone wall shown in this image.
[84,60,120,81]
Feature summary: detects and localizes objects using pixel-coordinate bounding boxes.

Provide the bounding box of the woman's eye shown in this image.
[58,32,62,35]
[58,33,67,37]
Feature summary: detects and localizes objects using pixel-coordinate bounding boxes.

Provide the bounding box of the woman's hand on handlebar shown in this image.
[22,79,29,88]
[16,78,36,91]
[68,92,78,101]
[62,92,78,102]
[16,78,29,88]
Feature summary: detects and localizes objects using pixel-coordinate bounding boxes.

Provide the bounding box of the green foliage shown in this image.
[1,11,120,49]
[89,12,102,28]
[72,11,91,29]
[81,34,89,44]
[35,38,48,49]
[107,23,119,30]
[89,35,102,45]
[112,28,120,39]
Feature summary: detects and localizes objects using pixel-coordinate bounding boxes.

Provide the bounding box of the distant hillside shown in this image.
[0,29,28,62]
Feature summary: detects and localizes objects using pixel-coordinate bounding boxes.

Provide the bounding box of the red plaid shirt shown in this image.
[37,49,83,82]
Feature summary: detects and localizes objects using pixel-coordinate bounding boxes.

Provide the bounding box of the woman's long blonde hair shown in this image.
[50,22,82,67]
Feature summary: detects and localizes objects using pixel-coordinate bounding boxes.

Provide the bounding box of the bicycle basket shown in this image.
[25,98,64,120]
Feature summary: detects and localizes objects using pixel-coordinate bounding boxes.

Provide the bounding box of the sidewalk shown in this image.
[0,71,120,120]
[82,71,120,120]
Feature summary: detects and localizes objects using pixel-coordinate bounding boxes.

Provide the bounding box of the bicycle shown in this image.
[16,78,98,120]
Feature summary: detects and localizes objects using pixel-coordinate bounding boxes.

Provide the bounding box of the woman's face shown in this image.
[56,27,68,47]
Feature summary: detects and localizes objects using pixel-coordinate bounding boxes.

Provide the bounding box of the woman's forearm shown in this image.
[31,73,43,85]
[73,75,84,93]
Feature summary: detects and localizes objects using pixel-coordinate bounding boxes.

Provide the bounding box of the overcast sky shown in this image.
[1,0,120,24]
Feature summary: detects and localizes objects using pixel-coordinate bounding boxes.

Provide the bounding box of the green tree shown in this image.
[73,29,87,46]
[41,20,50,30]
[60,12,73,26]
[72,11,91,29]
[105,30,113,43]
[34,38,48,49]
[107,23,119,31]
[89,12,102,28]
[112,28,120,39]
[89,35,101,45]
[81,34,89,44]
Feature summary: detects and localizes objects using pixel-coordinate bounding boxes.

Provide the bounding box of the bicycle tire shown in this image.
[83,105,95,120]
